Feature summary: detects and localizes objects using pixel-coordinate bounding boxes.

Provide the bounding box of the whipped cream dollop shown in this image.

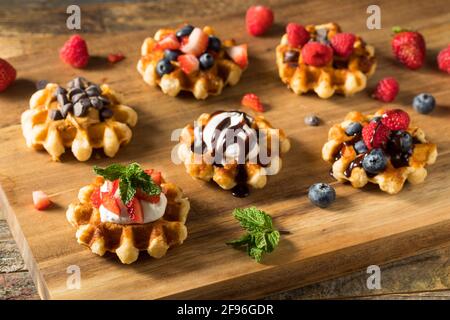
[196,111,259,165]
[99,181,167,224]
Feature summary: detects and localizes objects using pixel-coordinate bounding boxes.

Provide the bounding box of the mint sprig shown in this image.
[226,207,281,263]
[93,163,161,205]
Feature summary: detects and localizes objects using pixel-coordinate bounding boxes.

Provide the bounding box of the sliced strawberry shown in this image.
[155,34,180,51]
[226,44,248,69]
[178,54,199,74]
[126,197,144,224]
[101,191,121,215]
[144,169,162,185]
[136,189,161,203]
[241,93,264,112]
[32,191,52,211]
[180,27,209,56]
[90,187,102,209]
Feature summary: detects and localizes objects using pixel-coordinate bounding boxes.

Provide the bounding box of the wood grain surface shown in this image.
[0,0,449,299]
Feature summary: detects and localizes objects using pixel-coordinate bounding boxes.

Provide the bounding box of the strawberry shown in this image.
[381,109,410,131]
[101,193,121,215]
[391,27,426,70]
[0,58,16,92]
[246,5,274,37]
[226,44,248,69]
[178,54,199,74]
[136,190,160,204]
[362,121,391,150]
[330,32,356,59]
[90,187,102,209]
[32,191,52,211]
[286,23,310,48]
[180,27,209,56]
[373,77,399,102]
[241,93,264,112]
[126,197,144,224]
[437,44,450,74]
[59,34,90,68]
[107,53,125,64]
[301,42,333,67]
[146,170,162,185]
[155,34,180,51]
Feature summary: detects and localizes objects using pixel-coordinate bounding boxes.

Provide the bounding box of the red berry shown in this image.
[178,54,199,74]
[0,58,16,92]
[286,23,310,48]
[391,28,426,70]
[180,27,209,57]
[301,42,333,67]
[241,93,264,112]
[437,45,450,74]
[32,191,52,211]
[90,187,102,209]
[246,5,274,37]
[59,34,90,68]
[226,44,248,69]
[126,197,144,224]
[330,32,356,59]
[362,121,391,150]
[373,77,399,102]
[107,53,125,64]
[381,109,410,131]
[155,34,181,51]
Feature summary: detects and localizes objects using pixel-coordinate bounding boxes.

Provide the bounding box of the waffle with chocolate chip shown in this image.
[137,25,246,100]
[177,111,291,197]
[66,175,190,264]
[276,22,376,98]
[322,109,437,194]
[21,77,138,161]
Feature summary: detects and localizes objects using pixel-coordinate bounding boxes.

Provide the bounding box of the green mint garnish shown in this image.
[93,162,161,205]
[226,207,281,263]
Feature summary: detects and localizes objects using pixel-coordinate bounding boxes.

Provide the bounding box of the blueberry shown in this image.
[199,53,215,70]
[308,183,336,208]
[176,25,194,39]
[362,148,387,174]
[399,131,413,152]
[304,114,320,126]
[413,93,436,114]
[354,140,368,154]
[345,122,362,136]
[207,36,222,52]
[164,49,181,61]
[156,59,174,77]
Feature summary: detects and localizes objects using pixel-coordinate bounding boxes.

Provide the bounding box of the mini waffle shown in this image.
[276,22,377,98]
[177,111,291,197]
[137,25,245,99]
[21,78,137,161]
[66,176,190,264]
[322,109,438,194]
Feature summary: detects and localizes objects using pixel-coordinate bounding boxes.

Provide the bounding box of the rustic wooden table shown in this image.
[1,0,449,300]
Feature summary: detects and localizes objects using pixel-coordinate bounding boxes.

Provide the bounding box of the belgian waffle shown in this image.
[276,22,377,98]
[21,78,137,161]
[322,109,438,194]
[66,175,190,264]
[137,25,245,99]
[177,111,291,197]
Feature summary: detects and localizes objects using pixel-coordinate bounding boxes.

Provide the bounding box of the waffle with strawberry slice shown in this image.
[322,109,437,194]
[137,24,247,100]
[276,22,377,98]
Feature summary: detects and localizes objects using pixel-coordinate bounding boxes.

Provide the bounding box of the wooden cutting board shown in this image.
[1,0,449,300]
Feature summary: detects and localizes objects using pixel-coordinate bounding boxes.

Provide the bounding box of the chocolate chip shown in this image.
[68,87,83,99]
[98,96,110,106]
[69,77,89,89]
[304,114,320,126]
[61,103,73,118]
[100,108,113,119]
[36,80,48,90]
[316,28,329,44]
[49,109,63,121]
[57,93,68,107]
[85,85,101,97]
[73,101,89,117]
[283,50,299,63]
[89,96,103,109]
[56,86,67,96]
[71,92,87,104]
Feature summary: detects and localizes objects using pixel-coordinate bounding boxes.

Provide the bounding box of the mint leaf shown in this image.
[226,234,251,246]
[266,230,280,253]
[232,207,272,233]
[249,247,263,263]
[119,177,136,205]
[93,164,125,181]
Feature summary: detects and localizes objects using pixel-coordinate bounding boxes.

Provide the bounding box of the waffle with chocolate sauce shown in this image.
[177,111,291,197]
[322,110,437,194]
[21,77,138,161]
[66,175,190,264]
[137,25,245,100]
[276,22,376,98]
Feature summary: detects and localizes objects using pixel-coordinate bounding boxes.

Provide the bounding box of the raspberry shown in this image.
[241,93,264,112]
[286,23,310,48]
[362,121,391,150]
[246,5,274,37]
[381,109,410,131]
[373,77,399,102]
[59,34,90,68]
[391,27,426,70]
[301,42,333,67]
[0,58,16,92]
[437,45,450,74]
[330,32,356,58]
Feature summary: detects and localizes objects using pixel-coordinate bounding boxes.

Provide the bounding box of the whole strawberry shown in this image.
[246,5,274,37]
[60,34,90,68]
[0,58,16,92]
[373,77,399,102]
[330,32,356,59]
[381,109,410,130]
[391,27,426,70]
[437,44,450,74]
[362,120,391,150]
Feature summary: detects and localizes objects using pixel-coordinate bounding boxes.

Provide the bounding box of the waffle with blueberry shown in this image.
[21,77,137,161]
[177,111,291,197]
[276,22,376,98]
[137,24,247,100]
[322,109,437,194]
